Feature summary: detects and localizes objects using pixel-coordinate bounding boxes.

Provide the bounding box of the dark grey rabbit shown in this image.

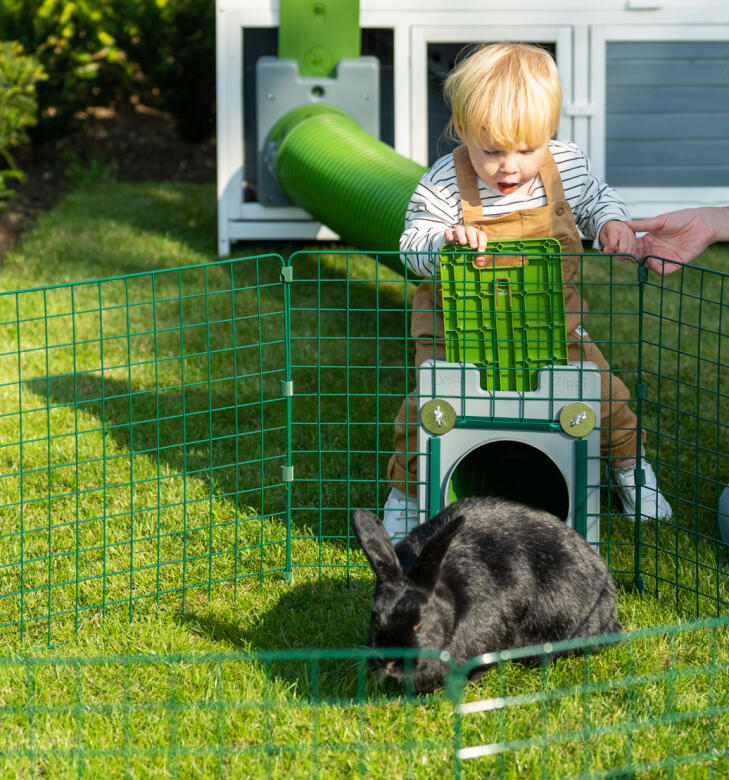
[352,496,622,693]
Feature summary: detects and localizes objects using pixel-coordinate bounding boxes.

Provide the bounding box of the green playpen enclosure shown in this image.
[0,248,728,777]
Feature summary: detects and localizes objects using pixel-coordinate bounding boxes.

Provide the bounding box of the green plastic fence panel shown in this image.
[440,238,569,391]
[279,0,361,78]
[272,105,427,264]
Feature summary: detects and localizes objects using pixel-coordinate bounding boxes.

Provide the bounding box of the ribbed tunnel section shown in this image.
[270,105,426,267]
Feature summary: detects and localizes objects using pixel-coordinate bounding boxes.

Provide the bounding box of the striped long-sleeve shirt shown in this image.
[400,139,630,278]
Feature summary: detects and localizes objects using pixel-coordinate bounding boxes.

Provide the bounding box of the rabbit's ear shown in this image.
[352,509,402,583]
[408,515,464,591]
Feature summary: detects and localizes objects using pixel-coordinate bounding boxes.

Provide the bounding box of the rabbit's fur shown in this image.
[352,496,622,693]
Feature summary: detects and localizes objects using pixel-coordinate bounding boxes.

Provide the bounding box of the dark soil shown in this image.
[0,103,216,260]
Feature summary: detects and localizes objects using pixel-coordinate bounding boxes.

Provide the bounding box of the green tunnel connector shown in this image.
[269,104,426,264]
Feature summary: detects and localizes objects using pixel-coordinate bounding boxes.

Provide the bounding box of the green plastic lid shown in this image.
[439,238,569,391]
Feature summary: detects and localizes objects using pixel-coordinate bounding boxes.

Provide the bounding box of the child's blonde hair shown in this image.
[444,42,562,150]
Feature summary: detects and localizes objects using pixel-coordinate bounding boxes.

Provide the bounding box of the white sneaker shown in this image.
[611,460,673,521]
[382,488,420,541]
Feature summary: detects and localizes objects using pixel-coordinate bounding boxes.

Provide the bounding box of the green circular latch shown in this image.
[559,402,596,438]
[421,399,456,435]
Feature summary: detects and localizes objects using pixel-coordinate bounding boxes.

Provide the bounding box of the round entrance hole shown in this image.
[448,439,570,520]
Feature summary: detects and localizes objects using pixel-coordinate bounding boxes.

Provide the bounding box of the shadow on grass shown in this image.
[176,575,377,700]
[24,371,288,512]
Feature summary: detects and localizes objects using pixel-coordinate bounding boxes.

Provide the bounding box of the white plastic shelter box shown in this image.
[416,360,602,546]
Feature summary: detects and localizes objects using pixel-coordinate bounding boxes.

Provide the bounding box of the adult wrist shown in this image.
[714,206,729,243]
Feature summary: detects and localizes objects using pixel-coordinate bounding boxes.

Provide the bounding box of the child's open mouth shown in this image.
[498,182,518,194]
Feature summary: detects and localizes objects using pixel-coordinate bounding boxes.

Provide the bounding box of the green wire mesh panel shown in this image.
[1,248,728,646]
[286,249,617,576]
[0,618,725,777]
[286,249,413,569]
[637,259,729,616]
[0,256,290,647]
[453,616,729,778]
[285,249,729,617]
[440,239,569,391]
[0,648,460,777]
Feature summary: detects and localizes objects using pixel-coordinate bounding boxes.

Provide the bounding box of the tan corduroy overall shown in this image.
[387,145,640,496]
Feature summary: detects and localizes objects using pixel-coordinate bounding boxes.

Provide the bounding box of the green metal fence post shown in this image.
[633,261,649,594]
[282,263,295,585]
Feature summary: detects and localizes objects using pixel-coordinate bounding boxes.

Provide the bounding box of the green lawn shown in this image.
[0,174,727,777]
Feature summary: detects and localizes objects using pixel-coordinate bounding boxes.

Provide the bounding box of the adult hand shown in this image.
[627,207,729,275]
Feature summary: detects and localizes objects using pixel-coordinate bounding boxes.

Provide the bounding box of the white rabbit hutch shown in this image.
[216,0,729,254]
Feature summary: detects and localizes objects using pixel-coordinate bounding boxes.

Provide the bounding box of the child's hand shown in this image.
[444,225,489,266]
[599,220,638,260]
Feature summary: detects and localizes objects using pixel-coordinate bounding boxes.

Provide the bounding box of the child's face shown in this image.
[462,138,549,196]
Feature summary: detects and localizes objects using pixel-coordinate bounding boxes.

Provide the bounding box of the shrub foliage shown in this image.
[0,0,214,143]
[0,41,46,201]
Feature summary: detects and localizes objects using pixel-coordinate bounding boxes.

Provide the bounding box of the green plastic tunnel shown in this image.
[269,104,427,273]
